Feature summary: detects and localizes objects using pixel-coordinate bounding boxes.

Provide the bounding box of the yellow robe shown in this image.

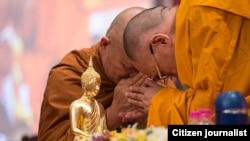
[147,0,250,127]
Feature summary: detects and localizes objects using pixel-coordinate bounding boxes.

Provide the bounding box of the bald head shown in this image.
[106,7,146,43]
[123,6,173,60]
[99,7,146,84]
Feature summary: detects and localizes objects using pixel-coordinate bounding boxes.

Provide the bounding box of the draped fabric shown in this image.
[38,43,116,140]
[147,0,250,127]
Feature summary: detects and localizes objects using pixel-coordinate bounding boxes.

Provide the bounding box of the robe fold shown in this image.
[147,0,250,127]
[38,43,116,141]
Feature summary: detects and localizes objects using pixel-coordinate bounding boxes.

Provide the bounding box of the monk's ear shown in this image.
[100,36,110,51]
[150,33,171,47]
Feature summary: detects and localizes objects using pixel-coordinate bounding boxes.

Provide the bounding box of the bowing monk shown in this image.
[122,0,250,126]
[38,6,177,140]
[38,7,150,141]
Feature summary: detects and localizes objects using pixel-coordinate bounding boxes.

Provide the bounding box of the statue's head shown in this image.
[81,56,101,97]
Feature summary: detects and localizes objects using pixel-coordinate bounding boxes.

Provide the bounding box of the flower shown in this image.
[91,123,168,141]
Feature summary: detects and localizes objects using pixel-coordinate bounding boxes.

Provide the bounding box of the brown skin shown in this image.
[100,7,146,83]
[98,7,149,130]
[120,6,178,123]
[132,7,178,79]
[119,78,162,125]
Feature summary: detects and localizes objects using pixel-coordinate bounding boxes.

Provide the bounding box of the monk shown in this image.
[122,0,250,127]
[38,7,149,141]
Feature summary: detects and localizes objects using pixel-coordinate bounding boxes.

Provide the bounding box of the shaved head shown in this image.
[107,7,146,34]
[123,6,172,60]
[100,7,146,83]
[106,7,146,48]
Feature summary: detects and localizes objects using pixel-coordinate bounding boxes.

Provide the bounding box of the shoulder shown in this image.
[50,44,100,74]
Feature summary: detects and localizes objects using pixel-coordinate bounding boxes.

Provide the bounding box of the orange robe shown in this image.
[38,43,116,140]
[147,0,250,127]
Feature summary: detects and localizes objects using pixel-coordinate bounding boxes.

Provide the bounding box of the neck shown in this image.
[169,5,178,33]
[82,94,94,99]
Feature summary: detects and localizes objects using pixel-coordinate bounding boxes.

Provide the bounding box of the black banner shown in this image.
[168,125,250,141]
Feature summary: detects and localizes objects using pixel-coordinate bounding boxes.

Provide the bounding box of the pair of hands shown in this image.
[111,72,163,128]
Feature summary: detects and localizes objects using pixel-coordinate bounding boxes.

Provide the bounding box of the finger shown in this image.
[142,78,152,87]
[126,91,143,100]
[122,111,139,122]
[129,85,145,94]
[121,113,134,123]
[134,107,147,114]
[145,78,162,88]
[132,74,149,87]
[128,97,144,109]
[118,112,126,118]
[125,110,147,122]
[127,72,145,86]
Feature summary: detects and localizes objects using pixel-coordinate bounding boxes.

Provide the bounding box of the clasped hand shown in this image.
[118,77,164,126]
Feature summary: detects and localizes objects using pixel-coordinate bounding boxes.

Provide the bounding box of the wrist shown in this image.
[105,106,121,131]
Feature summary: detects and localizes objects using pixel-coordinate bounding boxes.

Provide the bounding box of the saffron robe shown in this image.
[147,0,250,127]
[38,43,176,140]
[38,43,116,141]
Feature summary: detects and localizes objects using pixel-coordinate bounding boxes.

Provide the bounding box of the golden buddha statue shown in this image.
[70,56,108,141]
